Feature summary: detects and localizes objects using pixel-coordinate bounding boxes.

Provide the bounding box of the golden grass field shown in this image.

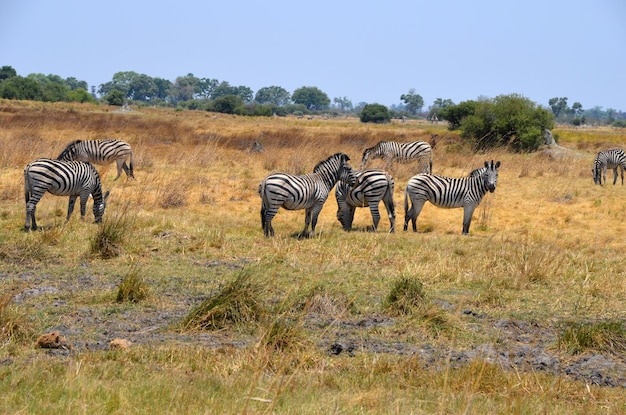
[0,100,625,414]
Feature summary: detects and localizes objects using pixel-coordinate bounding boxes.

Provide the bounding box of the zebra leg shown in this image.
[121,160,133,180]
[25,201,38,231]
[462,205,477,235]
[114,160,123,180]
[612,167,618,185]
[261,207,276,237]
[66,195,78,222]
[404,197,425,232]
[368,201,381,232]
[301,208,314,238]
[384,198,395,233]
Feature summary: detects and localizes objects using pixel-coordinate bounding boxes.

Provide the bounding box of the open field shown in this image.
[0,100,625,414]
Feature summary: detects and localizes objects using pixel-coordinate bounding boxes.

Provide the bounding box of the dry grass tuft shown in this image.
[116,267,149,303]
[181,271,264,332]
[383,277,426,316]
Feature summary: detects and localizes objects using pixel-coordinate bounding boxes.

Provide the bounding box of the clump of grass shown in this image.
[383,277,426,316]
[558,320,626,355]
[89,208,131,259]
[0,289,32,342]
[116,267,149,303]
[159,182,189,209]
[259,317,308,352]
[181,271,264,331]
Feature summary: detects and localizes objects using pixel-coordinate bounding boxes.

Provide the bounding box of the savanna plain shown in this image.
[0,100,625,414]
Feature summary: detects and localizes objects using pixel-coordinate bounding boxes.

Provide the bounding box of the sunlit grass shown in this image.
[0,101,625,413]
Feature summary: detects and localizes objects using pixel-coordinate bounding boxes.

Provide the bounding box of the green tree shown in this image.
[548,97,568,118]
[360,103,390,123]
[209,94,244,114]
[439,100,478,130]
[128,74,158,101]
[0,76,42,100]
[458,94,554,152]
[254,86,291,106]
[104,89,125,106]
[67,88,95,103]
[400,89,424,114]
[0,65,17,82]
[169,73,200,103]
[333,96,353,111]
[291,86,330,110]
[64,77,88,91]
[98,71,140,98]
[211,81,253,102]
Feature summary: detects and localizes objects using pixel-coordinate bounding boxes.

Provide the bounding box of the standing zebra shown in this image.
[592,148,626,185]
[57,139,135,180]
[259,153,356,238]
[360,140,432,173]
[404,160,501,235]
[335,169,395,232]
[24,159,110,231]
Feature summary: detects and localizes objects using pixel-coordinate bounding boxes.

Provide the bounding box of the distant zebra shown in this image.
[57,139,135,180]
[404,160,501,235]
[360,140,432,173]
[24,159,110,231]
[259,153,356,238]
[592,149,626,185]
[335,169,395,232]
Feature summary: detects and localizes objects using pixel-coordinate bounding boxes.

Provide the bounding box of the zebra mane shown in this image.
[313,153,349,173]
[57,140,82,159]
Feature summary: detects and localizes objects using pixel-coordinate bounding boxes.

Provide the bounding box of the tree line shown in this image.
[1,65,625,152]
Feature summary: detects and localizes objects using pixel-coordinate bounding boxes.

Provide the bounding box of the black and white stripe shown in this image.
[404,160,501,234]
[57,139,135,180]
[24,159,110,231]
[335,169,395,232]
[592,148,626,185]
[360,140,432,173]
[259,153,356,237]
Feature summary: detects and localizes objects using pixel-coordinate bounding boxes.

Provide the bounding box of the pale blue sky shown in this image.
[1,0,625,110]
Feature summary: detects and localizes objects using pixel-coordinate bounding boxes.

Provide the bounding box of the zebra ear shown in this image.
[103,190,110,201]
[484,161,489,168]
[495,161,501,168]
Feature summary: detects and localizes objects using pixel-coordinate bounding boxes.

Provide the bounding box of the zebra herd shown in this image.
[258,139,503,237]
[23,139,134,231]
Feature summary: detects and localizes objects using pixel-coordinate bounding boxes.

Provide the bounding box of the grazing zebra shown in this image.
[404,160,501,235]
[259,153,356,238]
[592,149,626,185]
[335,169,395,232]
[360,140,432,173]
[24,159,110,231]
[57,139,135,180]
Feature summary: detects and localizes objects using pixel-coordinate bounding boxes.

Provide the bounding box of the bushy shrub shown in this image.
[360,103,391,124]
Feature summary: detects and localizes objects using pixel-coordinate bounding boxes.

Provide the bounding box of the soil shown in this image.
[8,268,626,388]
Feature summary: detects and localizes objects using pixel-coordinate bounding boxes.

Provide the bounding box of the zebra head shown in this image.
[592,159,602,185]
[482,160,501,193]
[93,190,110,223]
[335,181,353,230]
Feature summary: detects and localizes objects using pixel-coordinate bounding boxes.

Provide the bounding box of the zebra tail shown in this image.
[24,165,32,203]
[129,151,135,177]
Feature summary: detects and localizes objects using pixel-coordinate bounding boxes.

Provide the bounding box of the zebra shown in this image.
[360,140,432,173]
[335,169,395,232]
[404,160,501,235]
[57,139,135,180]
[592,149,626,185]
[24,159,110,231]
[258,153,356,238]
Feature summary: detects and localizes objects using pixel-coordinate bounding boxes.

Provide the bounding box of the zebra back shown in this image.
[361,140,432,172]
[57,139,134,180]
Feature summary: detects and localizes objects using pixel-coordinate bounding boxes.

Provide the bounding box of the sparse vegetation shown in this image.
[0,100,625,414]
